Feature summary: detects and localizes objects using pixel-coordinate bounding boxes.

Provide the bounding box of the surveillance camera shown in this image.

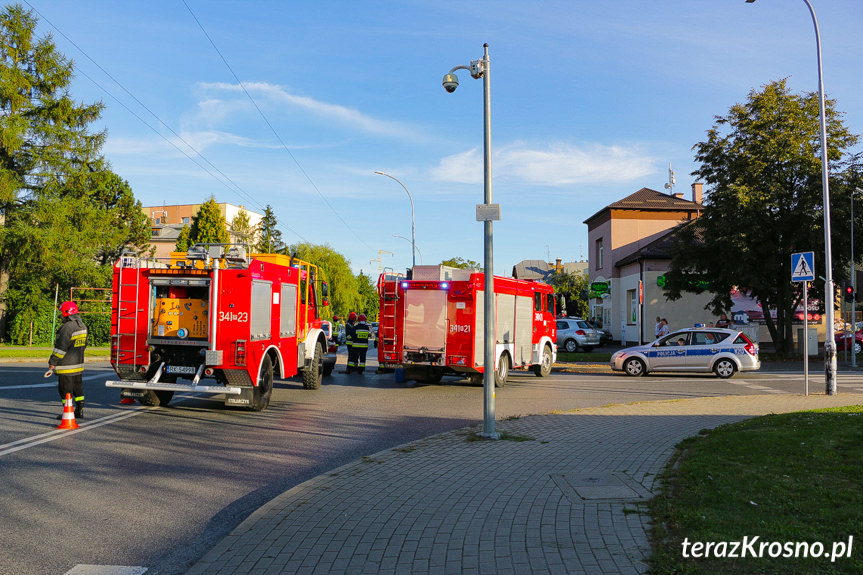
[442,73,459,93]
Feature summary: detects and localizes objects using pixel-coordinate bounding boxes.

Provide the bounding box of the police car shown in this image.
[610,327,760,378]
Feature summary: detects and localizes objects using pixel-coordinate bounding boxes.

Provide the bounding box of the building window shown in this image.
[628,289,637,325]
[154,217,161,225]
[183,217,190,224]
[595,238,603,270]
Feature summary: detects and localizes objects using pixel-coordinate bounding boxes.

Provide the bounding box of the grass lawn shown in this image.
[650,406,863,574]
[0,345,110,359]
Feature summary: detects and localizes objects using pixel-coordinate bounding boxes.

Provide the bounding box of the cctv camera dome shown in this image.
[442,73,459,93]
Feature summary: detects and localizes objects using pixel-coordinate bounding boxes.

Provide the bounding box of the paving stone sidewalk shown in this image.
[186,393,863,575]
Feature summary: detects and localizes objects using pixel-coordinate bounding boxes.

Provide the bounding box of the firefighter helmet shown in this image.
[60,301,79,317]
[348,312,357,321]
[358,314,367,322]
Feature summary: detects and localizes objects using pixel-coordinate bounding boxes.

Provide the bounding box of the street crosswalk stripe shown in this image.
[64,566,147,575]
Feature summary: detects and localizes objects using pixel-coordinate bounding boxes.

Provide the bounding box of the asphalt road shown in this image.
[2,351,863,575]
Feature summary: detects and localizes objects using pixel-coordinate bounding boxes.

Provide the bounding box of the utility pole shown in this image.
[370,250,393,276]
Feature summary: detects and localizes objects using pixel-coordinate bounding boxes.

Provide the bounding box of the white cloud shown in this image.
[197,81,423,141]
[105,130,267,157]
[430,142,658,186]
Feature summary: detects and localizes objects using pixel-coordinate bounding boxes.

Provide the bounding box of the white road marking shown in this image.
[1,372,111,390]
[0,393,199,458]
[64,565,147,575]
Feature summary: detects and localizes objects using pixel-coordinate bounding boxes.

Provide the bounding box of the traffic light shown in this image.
[845,284,855,303]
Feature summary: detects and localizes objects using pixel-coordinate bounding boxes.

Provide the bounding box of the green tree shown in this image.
[230,208,255,245]
[356,272,379,320]
[175,224,192,252]
[0,5,149,342]
[664,80,862,355]
[189,197,229,245]
[255,205,283,253]
[549,270,589,318]
[440,257,482,270]
[288,242,361,320]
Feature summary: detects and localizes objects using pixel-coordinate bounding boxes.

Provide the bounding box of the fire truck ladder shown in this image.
[380,277,399,358]
[112,253,143,367]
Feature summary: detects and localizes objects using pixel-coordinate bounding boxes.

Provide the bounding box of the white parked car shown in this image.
[610,327,760,378]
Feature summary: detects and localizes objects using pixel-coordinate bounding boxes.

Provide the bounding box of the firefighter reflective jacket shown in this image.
[49,314,88,375]
[352,321,371,348]
[345,320,356,348]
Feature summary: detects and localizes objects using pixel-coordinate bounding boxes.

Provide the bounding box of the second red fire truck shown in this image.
[377,265,557,385]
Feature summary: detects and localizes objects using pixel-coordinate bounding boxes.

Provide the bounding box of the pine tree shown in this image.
[0,5,149,341]
[255,205,283,253]
[189,198,229,245]
[175,224,192,252]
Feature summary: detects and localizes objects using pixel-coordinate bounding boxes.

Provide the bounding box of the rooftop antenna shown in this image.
[663,161,676,195]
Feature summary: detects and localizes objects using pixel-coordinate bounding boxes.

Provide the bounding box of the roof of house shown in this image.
[512,260,551,280]
[149,224,184,241]
[583,187,702,226]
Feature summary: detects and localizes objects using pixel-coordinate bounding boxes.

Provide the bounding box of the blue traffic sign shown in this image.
[791,252,815,282]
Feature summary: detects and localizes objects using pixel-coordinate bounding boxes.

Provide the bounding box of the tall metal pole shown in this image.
[853,189,857,368]
[374,171,416,270]
[480,43,497,439]
[805,0,837,394]
[443,44,498,439]
[748,0,836,394]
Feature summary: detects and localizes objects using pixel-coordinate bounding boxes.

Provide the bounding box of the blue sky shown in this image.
[25,0,863,276]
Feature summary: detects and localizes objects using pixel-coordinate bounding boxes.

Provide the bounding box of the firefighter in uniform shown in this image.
[345,312,358,373]
[48,301,88,419]
[352,314,372,374]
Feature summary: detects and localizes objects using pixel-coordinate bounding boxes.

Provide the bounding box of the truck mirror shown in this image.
[321,282,329,297]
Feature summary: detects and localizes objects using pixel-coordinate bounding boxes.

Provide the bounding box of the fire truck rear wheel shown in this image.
[302,342,323,390]
[138,376,175,406]
[250,355,274,411]
[532,344,553,377]
[494,354,509,388]
[138,390,175,406]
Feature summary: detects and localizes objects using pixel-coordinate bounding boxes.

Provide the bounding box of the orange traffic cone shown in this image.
[57,393,79,430]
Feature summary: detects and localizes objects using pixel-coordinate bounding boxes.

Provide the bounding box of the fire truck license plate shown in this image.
[166,366,196,375]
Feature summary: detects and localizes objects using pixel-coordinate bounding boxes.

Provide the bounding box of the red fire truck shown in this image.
[377,265,557,385]
[106,244,330,411]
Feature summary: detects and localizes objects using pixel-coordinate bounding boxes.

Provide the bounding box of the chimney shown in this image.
[673,192,684,199]
[692,182,703,204]
[556,258,562,272]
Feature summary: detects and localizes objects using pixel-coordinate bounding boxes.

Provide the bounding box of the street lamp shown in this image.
[443,43,499,439]
[393,235,423,264]
[375,171,416,270]
[852,187,863,368]
[747,0,837,394]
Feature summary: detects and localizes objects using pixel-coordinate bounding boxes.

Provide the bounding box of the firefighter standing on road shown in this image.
[344,312,358,373]
[351,314,372,374]
[48,301,88,419]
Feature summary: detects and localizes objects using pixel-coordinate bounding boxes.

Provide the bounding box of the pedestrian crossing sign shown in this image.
[791,252,815,282]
